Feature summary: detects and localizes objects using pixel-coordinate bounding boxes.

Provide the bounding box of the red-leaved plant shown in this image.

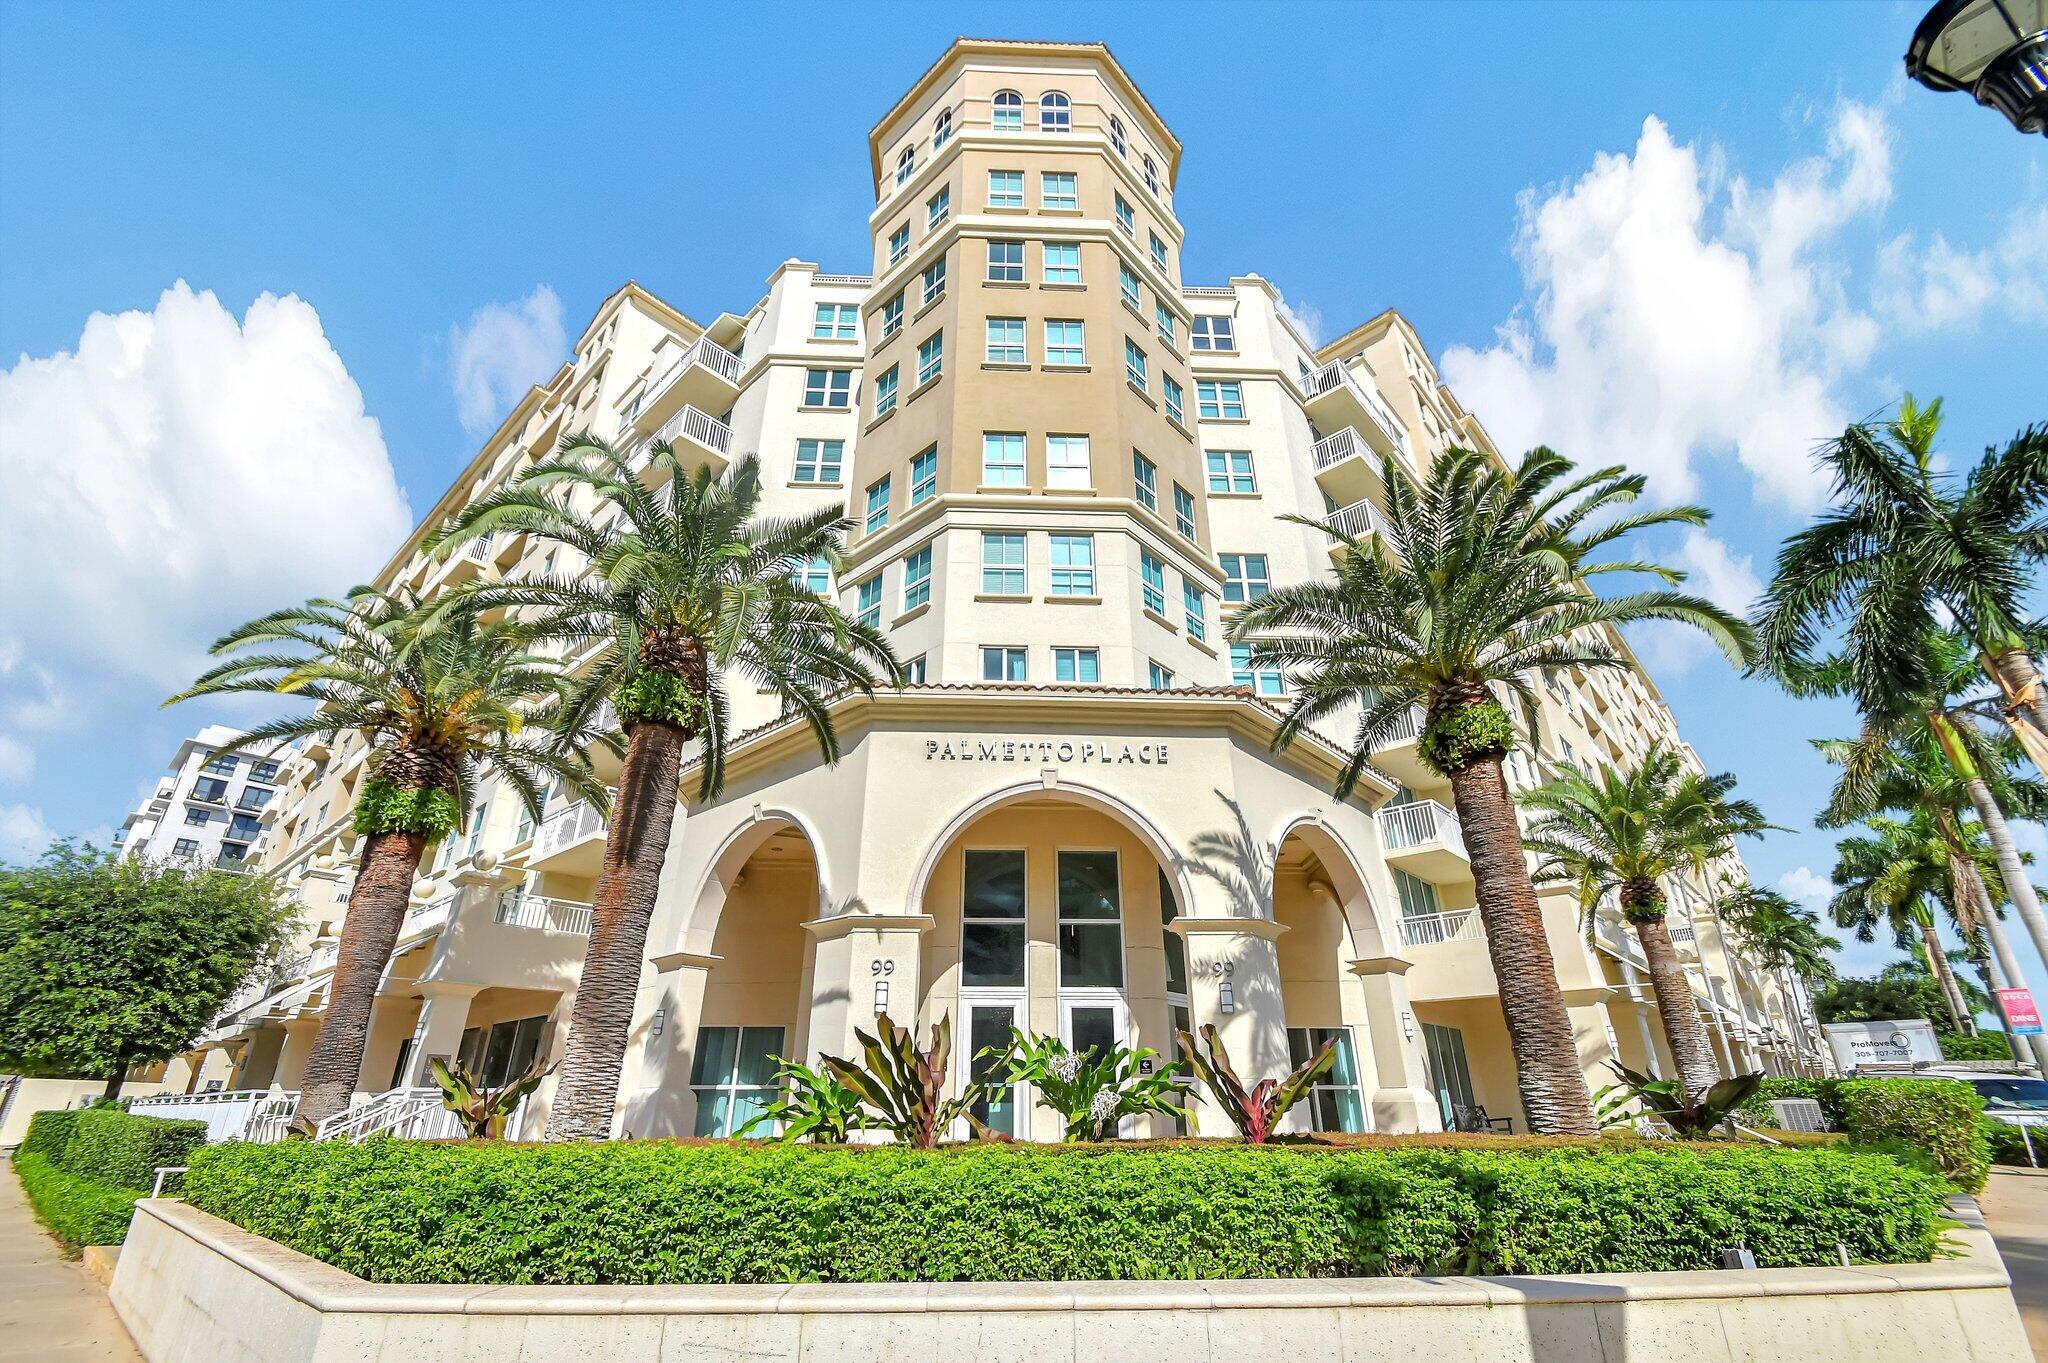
[1177,1023,1337,1143]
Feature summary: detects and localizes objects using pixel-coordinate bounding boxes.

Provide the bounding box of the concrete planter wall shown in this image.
[112,1198,2031,1363]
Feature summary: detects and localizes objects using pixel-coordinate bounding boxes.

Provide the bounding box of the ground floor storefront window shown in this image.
[692,1025,783,1137]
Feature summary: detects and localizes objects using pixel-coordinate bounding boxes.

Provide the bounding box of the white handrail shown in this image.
[495,891,595,936]
[1325,498,1391,541]
[312,1087,460,1143]
[1397,909,1484,947]
[1312,427,1371,470]
[1378,799,1465,857]
[1300,361,1410,456]
[534,796,607,860]
[633,336,744,425]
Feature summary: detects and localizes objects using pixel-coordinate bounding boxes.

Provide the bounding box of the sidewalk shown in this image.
[0,1157,141,1362]
[1983,1167,2048,1360]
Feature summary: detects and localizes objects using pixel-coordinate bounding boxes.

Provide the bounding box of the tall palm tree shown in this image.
[168,589,604,1129]
[1755,395,2048,755]
[1829,813,1997,1035]
[1716,884,1839,1070]
[1231,446,1750,1135]
[1518,745,1778,1099]
[431,439,898,1139]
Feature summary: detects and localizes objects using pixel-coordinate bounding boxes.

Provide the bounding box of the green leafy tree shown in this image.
[1229,446,1749,1135]
[431,442,898,1140]
[1519,745,1778,1100]
[1716,884,1840,1064]
[0,844,295,1098]
[168,589,604,1128]
[1828,815,1995,1034]
[1815,957,1992,1027]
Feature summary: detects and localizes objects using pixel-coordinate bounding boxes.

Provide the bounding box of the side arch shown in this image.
[674,805,833,957]
[1272,812,1397,961]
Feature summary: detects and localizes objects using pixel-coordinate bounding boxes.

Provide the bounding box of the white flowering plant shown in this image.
[981,1029,1192,1141]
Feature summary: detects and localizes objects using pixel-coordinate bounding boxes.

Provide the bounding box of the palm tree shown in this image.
[1717,885,1840,1073]
[1518,745,1778,1099]
[1829,813,1997,1035]
[1755,395,2048,755]
[168,589,604,1129]
[1231,446,1750,1135]
[430,438,898,1139]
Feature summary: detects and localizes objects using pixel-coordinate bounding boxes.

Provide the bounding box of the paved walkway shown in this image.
[0,1157,140,1362]
[1983,1168,2048,1360]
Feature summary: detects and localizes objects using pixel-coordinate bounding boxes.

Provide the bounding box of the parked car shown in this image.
[1916,1068,2048,1129]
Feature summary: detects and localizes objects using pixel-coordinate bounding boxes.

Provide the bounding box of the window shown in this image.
[1044,319,1085,366]
[812,303,857,340]
[903,655,928,684]
[917,331,944,384]
[988,169,1023,209]
[854,578,882,629]
[1198,380,1244,420]
[1156,303,1176,348]
[910,445,938,505]
[1149,231,1169,271]
[888,223,909,265]
[1119,262,1141,309]
[1184,582,1208,642]
[921,255,947,305]
[1054,647,1100,683]
[903,546,932,611]
[692,1025,783,1138]
[230,812,263,841]
[237,786,272,810]
[1114,192,1134,234]
[1393,868,1440,919]
[201,753,237,775]
[880,290,904,337]
[873,367,899,418]
[794,555,831,594]
[1288,1028,1366,1133]
[1142,154,1159,194]
[1058,850,1122,988]
[803,368,853,409]
[251,760,280,783]
[1039,91,1071,131]
[1173,483,1196,538]
[1041,171,1077,211]
[927,185,950,228]
[795,438,843,484]
[1230,643,1284,696]
[184,806,210,827]
[1042,242,1080,285]
[992,89,1022,130]
[985,316,1026,364]
[1109,115,1127,156]
[1192,314,1236,351]
[963,850,1026,986]
[1050,534,1095,595]
[1132,451,1158,510]
[981,532,1026,593]
[1046,434,1090,490]
[865,476,891,534]
[895,144,916,186]
[1148,661,1174,690]
[1423,1023,1478,1127]
[987,239,1023,282]
[1124,338,1148,390]
[932,107,953,150]
[192,777,229,804]
[1206,450,1256,493]
[982,432,1025,487]
[1140,549,1166,615]
[980,646,1028,681]
[1163,375,1185,425]
[173,838,199,858]
[1221,552,1271,603]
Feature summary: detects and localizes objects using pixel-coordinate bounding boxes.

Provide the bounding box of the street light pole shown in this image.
[1905,0,2048,135]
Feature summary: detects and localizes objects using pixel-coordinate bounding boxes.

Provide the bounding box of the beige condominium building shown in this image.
[176,40,1824,1140]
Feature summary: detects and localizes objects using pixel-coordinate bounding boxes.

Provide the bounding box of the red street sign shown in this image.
[1999,987,2044,1036]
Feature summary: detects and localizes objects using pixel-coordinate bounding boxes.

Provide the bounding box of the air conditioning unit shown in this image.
[1768,1097,1827,1133]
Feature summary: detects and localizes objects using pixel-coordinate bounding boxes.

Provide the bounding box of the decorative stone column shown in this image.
[273,1017,323,1090]
[1170,916,1289,1137]
[402,981,483,1086]
[1346,953,1444,1133]
[802,913,936,1066]
[630,950,722,1136]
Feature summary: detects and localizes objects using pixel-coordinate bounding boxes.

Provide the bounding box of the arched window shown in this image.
[895,144,916,187]
[1142,154,1158,195]
[992,90,1022,130]
[932,108,953,151]
[1040,91,1071,132]
[1109,115,1127,156]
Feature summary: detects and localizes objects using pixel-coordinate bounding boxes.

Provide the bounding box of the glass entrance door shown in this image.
[965,999,1023,1136]
[1421,1021,1477,1128]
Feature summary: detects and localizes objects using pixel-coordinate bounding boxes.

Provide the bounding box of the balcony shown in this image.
[1377,799,1469,881]
[1322,497,1395,559]
[1310,427,1393,507]
[637,404,734,474]
[620,336,743,441]
[1397,908,1484,949]
[1299,362,1411,468]
[527,795,608,876]
[495,890,595,936]
[1368,703,1430,786]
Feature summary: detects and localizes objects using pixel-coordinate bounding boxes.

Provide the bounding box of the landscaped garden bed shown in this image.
[13,1105,206,1252]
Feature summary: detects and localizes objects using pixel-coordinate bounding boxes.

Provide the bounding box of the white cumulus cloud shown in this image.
[0,803,55,862]
[1876,205,2048,332]
[1441,102,1896,513]
[1626,529,1763,675]
[1777,865,1832,907]
[0,281,411,827]
[449,285,565,435]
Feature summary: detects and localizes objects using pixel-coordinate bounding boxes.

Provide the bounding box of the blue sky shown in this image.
[2,3,2044,991]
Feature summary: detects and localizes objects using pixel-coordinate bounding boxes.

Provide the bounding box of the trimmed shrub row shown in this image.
[13,1105,207,1250]
[61,1105,208,1191]
[12,1154,145,1252]
[1739,1076,1991,1191]
[181,1138,1949,1285]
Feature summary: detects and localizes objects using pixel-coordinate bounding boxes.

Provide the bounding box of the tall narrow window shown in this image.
[1140,549,1167,616]
[1183,582,1208,642]
[1053,647,1100,682]
[1142,154,1158,194]
[873,367,899,418]
[917,331,944,385]
[1147,660,1174,690]
[1132,451,1158,510]
[1041,171,1077,211]
[902,546,932,611]
[1156,304,1176,348]
[1109,115,1127,156]
[1046,434,1090,490]
[927,186,950,229]
[1173,484,1197,539]
[1149,231,1169,271]
[962,850,1027,987]
[1115,193,1135,235]
[1057,850,1122,988]
[992,90,1022,130]
[854,578,882,629]
[932,107,953,150]
[1049,534,1095,595]
[1119,262,1141,309]
[987,239,1024,282]
[895,145,916,186]
[910,445,938,505]
[880,290,904,337]
[888,223,909,265]
[921,255,947,305]
[1043,242,1081,285]
[985,316,1026,365]
[1288,1028,1366,1133]
[981,532,1026,593]
[1163,375,1185,426]
[1124,338,1148,391]
[982,432,1025,487]
[988,169,1024,208]
[1040,91,1072,131]
[865,476,891,534]
[1044,319,1085,366]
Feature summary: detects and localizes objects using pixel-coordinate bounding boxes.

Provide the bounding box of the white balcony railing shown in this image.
[129,1089,301,1143]
[1373,704,1425,748]
[1397,908,1484,948]
[534,796,607,860]
[1312,427,1373,471]
[633,336,744,424]
[1299,361,1409,456]
[1378,799,1466,858]
[1667,920,1698,945]
[1324,498,1392,542]
[495,891,595,936]
[645,404,734,460]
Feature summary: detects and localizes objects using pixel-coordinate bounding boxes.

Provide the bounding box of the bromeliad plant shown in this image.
[735,1058,875,1143]
[821,1013,984,1149]
[987,1030,1192,1141]
[1592,1062,1764,1139]
[428,1056,556,1140]
[1176,1023,1337,1144]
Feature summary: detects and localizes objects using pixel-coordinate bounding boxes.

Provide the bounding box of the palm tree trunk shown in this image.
[296,830,430,1129]
[1963,771,2048,1028]
[545,718,687,1140]
[1919,920,1972,1034]
[1982,647,2048,750]
[1633,914,1721,1099]
[1442,754,1596,1136]
[1962,857,2048,1071]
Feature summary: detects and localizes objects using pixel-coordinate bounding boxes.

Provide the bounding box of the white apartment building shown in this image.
[114,724,287,870]
[165,40,1823,1136]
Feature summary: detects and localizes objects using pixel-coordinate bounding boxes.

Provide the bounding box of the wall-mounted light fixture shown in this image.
[1400,1010,1415,1041]
[874,979,891,1015]
[650,1008,666,1038]
[1218,980,1237,1015]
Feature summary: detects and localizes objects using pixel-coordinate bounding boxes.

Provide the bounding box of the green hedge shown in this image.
[18,1109,81,1163]
[1984,1118,2040,1168]
[1940,1033,2015,1062]
[1737,1077,1847,1129]
[12,1154,144,1253]
[1837,1079,1990,1192]
[182,1139,1948,1285]
[60,1105,206,1191]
